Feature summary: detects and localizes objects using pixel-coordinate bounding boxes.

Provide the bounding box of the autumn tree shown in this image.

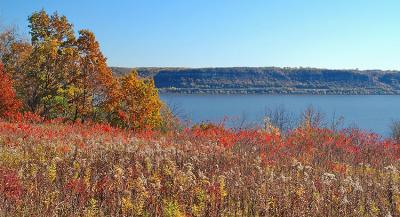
[0,24,28,118]
[0,63,21,118]
[21,10,79,118]
[0,24,32,90]
[73,29,118,121]
[1,10,165,130]
[0,26,18,61]
[115,70,162,130]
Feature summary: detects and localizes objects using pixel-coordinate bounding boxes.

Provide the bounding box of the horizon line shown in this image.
[111,65,400,72]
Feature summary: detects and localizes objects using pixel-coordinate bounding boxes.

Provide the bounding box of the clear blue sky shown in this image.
[1,0,400,70]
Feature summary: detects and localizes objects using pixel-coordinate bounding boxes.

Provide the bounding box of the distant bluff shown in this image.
[111,67,400,94]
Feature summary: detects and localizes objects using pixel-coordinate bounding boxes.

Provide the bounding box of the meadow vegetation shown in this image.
[1,112,400,216]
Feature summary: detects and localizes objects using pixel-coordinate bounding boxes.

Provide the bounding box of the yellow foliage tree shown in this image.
[115,70,162,130]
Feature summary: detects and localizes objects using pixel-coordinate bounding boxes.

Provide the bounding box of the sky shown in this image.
[1,0,400,70]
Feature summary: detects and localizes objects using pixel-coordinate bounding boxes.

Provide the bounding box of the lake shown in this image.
[160,94,400,136]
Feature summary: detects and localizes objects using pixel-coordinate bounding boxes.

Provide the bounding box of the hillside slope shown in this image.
[111,67,400,94]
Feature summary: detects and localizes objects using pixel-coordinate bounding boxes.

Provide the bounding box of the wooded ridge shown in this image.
[112,67,400,94]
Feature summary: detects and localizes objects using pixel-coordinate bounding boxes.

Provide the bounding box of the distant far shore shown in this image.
[112,66,400,95]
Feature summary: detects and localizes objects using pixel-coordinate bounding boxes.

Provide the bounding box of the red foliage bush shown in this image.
[0,64,21,118]
[0,167,22,203]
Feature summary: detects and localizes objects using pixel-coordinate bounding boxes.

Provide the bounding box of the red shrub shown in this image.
[0,167,22,203]
[0,63,21,118]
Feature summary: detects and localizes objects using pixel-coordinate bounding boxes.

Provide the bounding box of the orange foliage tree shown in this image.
[0,63,21,118]
[67,29,117,121]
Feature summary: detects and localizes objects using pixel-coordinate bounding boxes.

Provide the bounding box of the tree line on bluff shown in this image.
[0,10,169,130]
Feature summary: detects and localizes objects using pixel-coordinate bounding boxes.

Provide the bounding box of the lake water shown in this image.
[160,94,400,137]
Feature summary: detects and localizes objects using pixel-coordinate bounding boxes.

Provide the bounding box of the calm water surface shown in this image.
[161,94,400,136]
